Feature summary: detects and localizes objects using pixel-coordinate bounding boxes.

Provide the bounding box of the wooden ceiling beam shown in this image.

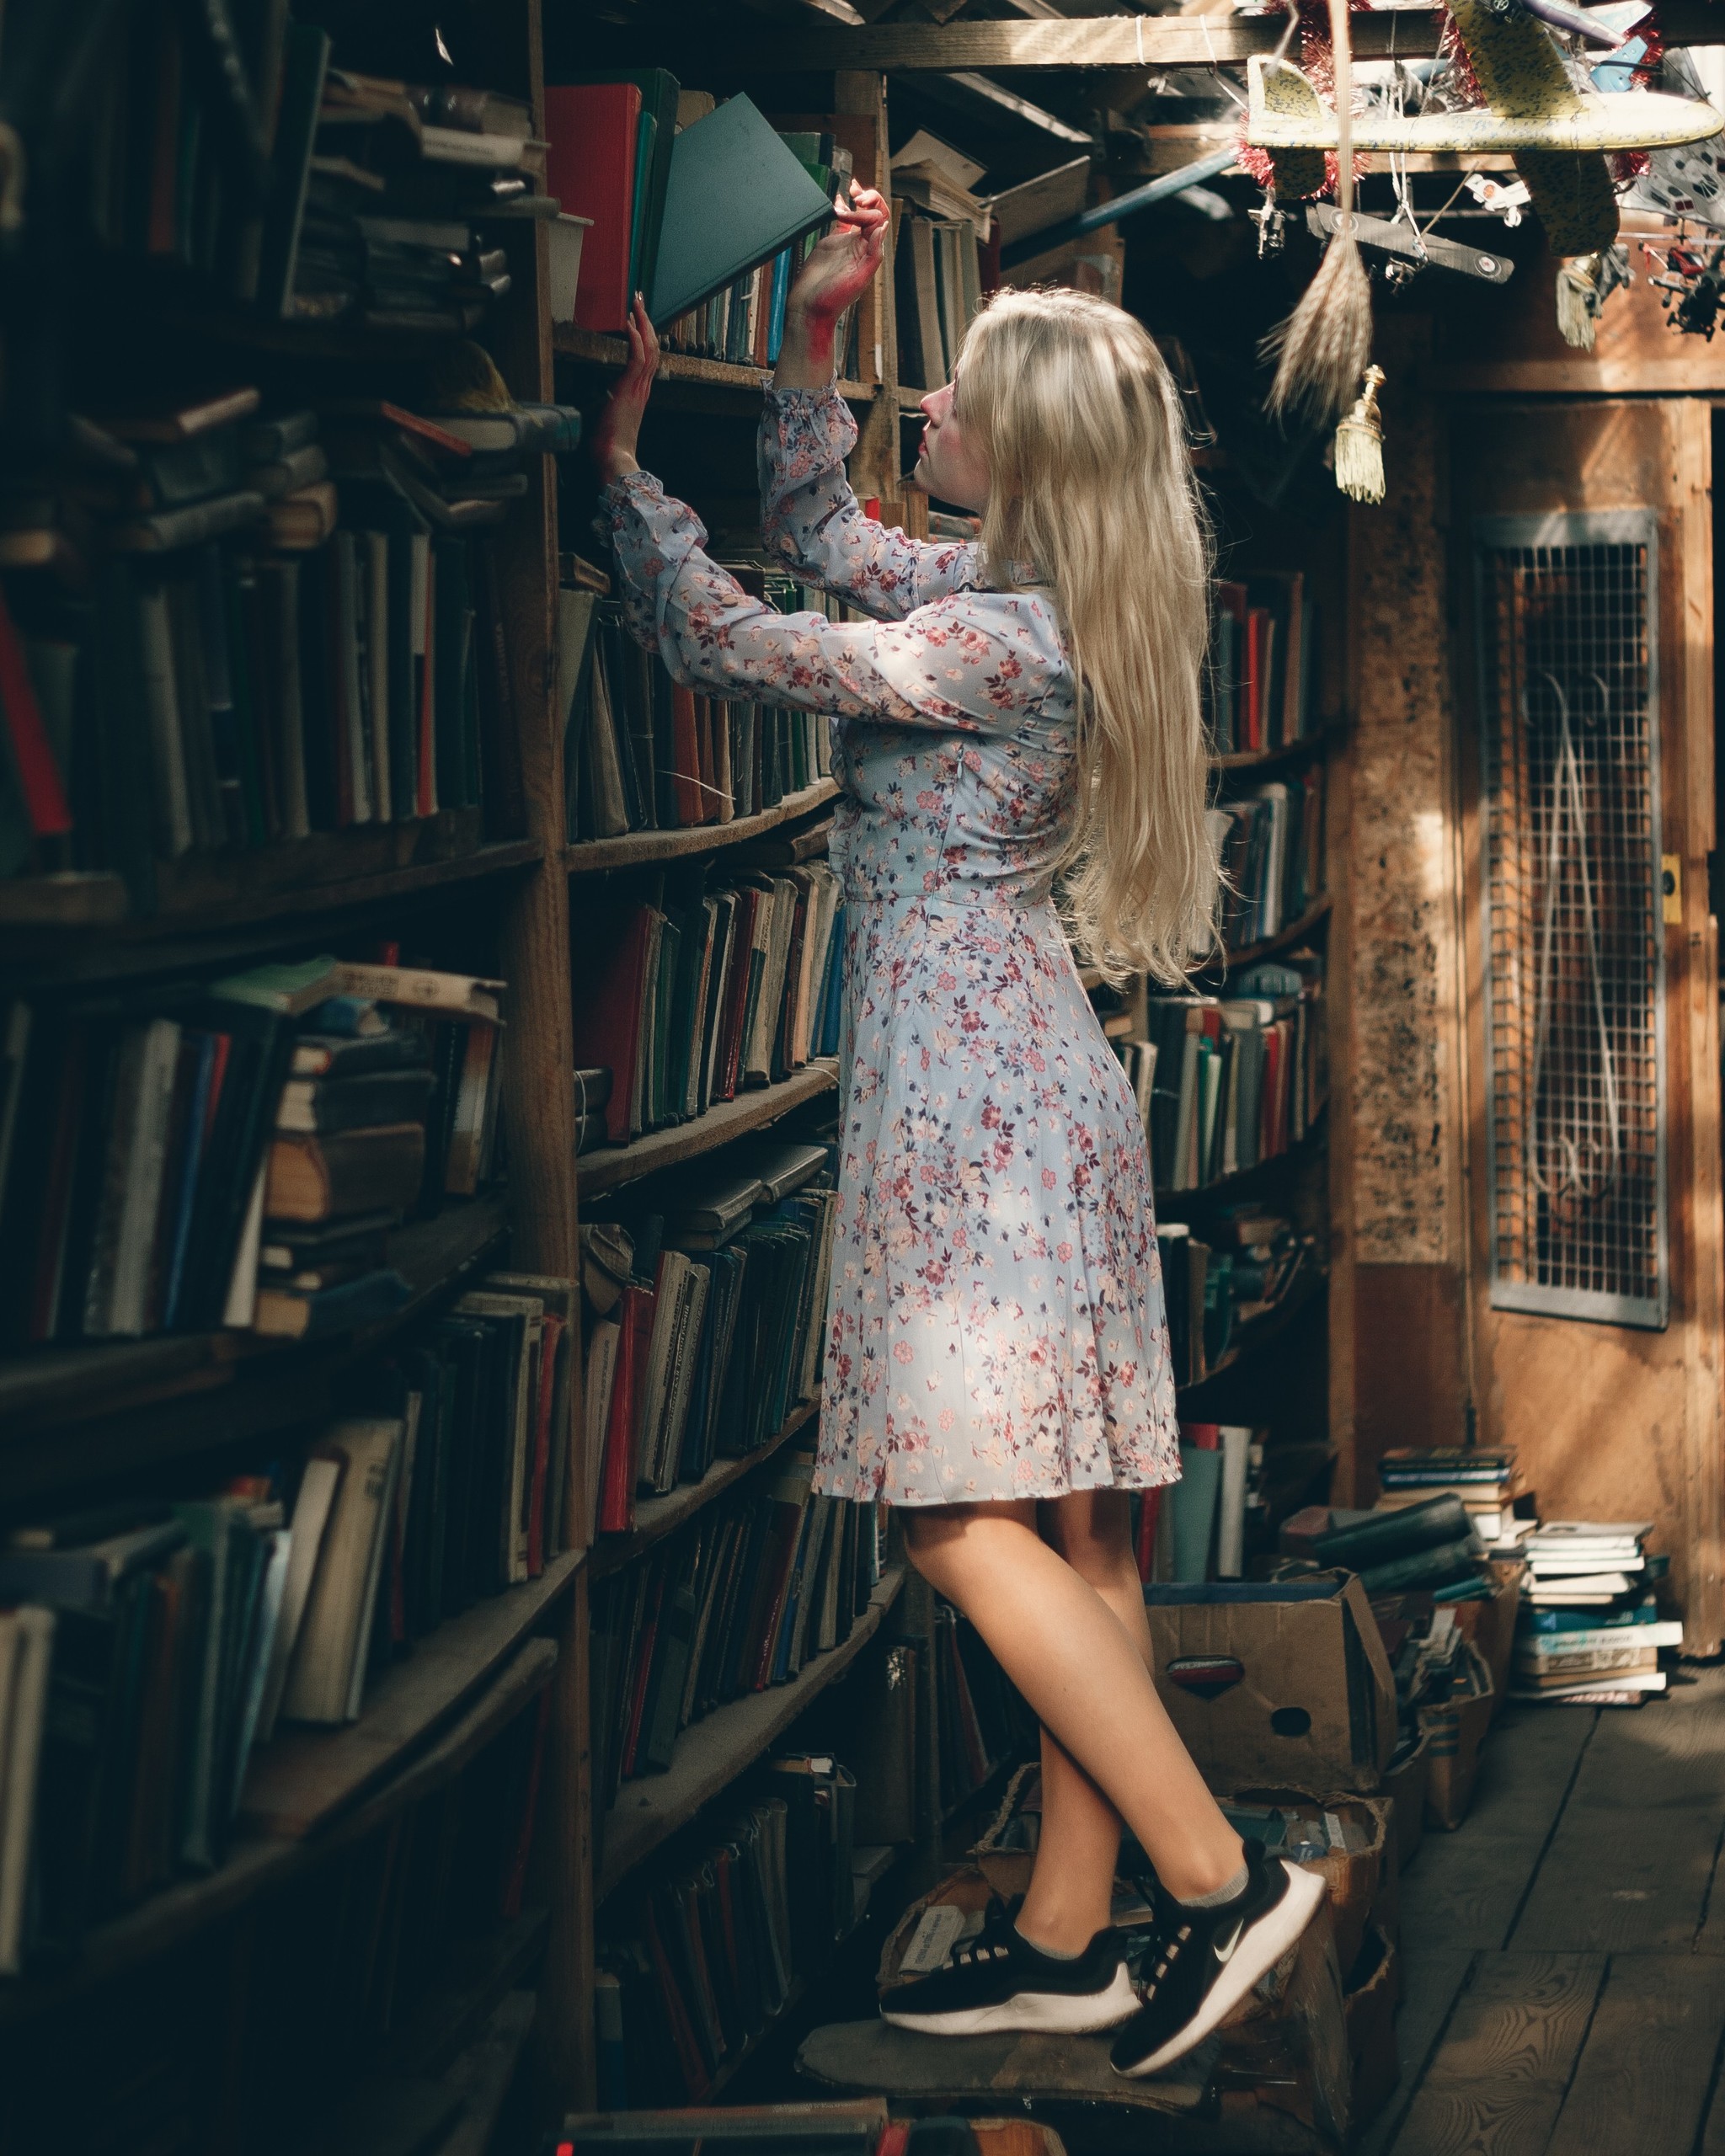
[672,0,1725,67]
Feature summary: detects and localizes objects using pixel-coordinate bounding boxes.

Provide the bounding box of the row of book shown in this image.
[1120,955,1326,1197]
[1206,572,1322,757]
[548,77,869,378]
[0,1266,571,1972]
[1136,1422,1263,1583]
[560,572,837,844]
[595,1755,857,2105]
[588,1457,885,1826]
[588,1144,838,1533]
[932,1601,1033,1819]
[570,858,845,1154]
[0,954,505,1351]
[1211,773,1325,953]
[1158,1209,1316,1390]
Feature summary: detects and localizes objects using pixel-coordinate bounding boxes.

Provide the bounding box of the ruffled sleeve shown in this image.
[601,469,1063,737]
[759,382,980,621]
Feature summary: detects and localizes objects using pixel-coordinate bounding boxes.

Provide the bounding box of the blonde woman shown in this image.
[591,187,1323,2078]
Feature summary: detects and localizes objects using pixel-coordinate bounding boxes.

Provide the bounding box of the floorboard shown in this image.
[1511,1801,1721,1951]
[1398,1834,1550,1953]
[1544,1956,1725,2156]
[1353,1950,1474,2156]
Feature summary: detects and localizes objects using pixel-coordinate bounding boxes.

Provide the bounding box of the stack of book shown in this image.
[1122,954,1326,1194]
[1375,1447,1526,1549]
[891,133,988,393]
[570,873,843,1154]
[1301,1496,1490,1598]
[1511,1588,1680,1707]
[290,69,548,330]
[596,1754,857,2104]
[558,569,836,843]
[323,392,581,540]
[248,956,507,1337]
[1205,573,1320,755]
[588,1457,884,1816]
[1210,771,1325,952]
[590,1145,838,1534]
[932,1601,1033,1817]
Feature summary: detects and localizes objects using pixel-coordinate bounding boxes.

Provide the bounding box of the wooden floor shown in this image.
[1361,1660,1725,2156]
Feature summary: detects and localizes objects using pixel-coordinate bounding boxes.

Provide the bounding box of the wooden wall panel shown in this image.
[1452,398,1723,1651]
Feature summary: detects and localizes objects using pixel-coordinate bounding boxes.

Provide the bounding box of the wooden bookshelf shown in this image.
[1214,728,1336,775]
[0,1636,558,2031]
[565,779,838,876]
[1213,893,1333,975]
[1181,1262,1329,1393]
[590,1396,820,1580]
[577,1059,839,1196]
[597,1565,906,1899]
[554,323,875,403]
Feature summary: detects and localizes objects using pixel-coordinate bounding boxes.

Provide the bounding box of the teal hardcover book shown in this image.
[648,95,836,327]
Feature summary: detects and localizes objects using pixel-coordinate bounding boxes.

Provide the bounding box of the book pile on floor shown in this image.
[588,1457,884,1815]
[1375,1446,1530,1552]
[588,1145,838,1533]
[570,873,842,1154]
[291,68,551,329]
[558,564,838,842]
[1512,1522,1673,1705]
[1210,772,1325,950]
[1204,571,1320,754]
[1280,1495,1492,1598]
[596,1753,858,2103]
[1123,954,1326,1194]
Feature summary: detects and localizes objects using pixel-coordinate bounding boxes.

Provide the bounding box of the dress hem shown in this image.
[810,1466,1181,1508]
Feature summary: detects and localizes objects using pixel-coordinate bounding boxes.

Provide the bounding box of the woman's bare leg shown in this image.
[902,1497,1242,1904]
[1012,1492,1153,1953]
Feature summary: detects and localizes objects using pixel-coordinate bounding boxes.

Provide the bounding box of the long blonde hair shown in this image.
[958,286,1216,985]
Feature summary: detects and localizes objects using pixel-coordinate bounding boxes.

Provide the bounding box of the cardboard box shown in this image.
[1146,1575,1398,1795]
[1344,1924,1401,2132]
[1419,1641,1495,1830]
[1225,1787,1391,1980]
[1381,1728,1430,1871]
[1452,1560,1525,1721]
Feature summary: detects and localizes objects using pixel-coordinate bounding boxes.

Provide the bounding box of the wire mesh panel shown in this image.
[1473,510,1668,1328]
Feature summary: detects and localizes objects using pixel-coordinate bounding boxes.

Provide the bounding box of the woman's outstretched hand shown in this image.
[774,186,889,392]
[592,292,659,483]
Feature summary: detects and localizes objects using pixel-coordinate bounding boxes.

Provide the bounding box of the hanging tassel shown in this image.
[1335,365,1387,502]
[1265,0,1374,422]
[1556,253,1602,350]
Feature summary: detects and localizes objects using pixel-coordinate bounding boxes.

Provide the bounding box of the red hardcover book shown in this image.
[1179,1422,1220,1450]
[750,1492,810,1691]
[693,694,718,824]
[0,590,72,837]
[570,902,654,1145]
[544,83,642,334]
[1244,608,1271,754]
[596,1284,654,1534]
[670,684,704,825]
[526,1311,561,1576]
[644,1903,713,2100]
[621,1561,667,1777]
[1260,1023,1284,1159]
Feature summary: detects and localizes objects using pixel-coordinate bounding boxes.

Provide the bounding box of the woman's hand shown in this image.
[591,293,659,484]
[774,187,889,392]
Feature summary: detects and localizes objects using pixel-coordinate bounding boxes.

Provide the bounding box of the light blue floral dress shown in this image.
[601,381,1179,1506]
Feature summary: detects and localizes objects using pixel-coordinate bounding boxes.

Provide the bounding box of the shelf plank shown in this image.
[577,1061,839,1197]
[0,1194,510,1445]
[0,833,541,946]
[1213,728,1337,774]
[554,326,873,403]
[1211,893,1333,976]
[1155,1100,1329,1208]
[244,1554,581,1838]
[591,1396,821,1580]
[0,1636,559,2028]
[565,780,837,878]
[598,1565,905,1898]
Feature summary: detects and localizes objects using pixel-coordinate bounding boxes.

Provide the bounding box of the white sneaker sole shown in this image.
[882,1961,1139,2037]
[1114,1862,1329,2079]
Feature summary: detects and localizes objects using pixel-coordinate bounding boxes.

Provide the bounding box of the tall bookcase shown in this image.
[0,8,1348,2139]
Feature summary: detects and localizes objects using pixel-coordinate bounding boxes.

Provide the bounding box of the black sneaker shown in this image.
[880,1897,1137,2036]
[1109,1844,1327,2078]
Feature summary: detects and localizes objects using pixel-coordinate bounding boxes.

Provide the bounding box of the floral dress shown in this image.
[601,381,1180,1507]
